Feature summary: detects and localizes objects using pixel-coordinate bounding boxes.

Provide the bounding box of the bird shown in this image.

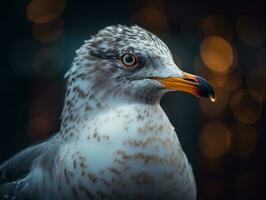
[0,25,215,200]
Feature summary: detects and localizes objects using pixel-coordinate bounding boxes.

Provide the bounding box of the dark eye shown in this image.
[121,53,137,68]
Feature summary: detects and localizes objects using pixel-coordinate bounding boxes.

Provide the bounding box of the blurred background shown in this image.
[0,0,265,199]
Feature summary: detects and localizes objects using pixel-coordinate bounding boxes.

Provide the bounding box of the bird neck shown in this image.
[59,78,159,140]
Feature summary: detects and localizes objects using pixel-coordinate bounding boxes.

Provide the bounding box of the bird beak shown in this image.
[151,72,216,102]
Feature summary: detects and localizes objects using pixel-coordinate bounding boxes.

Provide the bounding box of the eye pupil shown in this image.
[125,55,133,63]
[121,53,137,67]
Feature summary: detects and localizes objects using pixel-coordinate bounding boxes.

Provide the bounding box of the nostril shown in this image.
[184,78,197,83]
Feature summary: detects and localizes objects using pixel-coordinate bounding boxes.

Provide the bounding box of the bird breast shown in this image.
[54,103,196,199]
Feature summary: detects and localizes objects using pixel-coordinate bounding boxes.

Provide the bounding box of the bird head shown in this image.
[66,25,215,104]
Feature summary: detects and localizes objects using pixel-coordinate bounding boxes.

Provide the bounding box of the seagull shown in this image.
[0,25,215,200]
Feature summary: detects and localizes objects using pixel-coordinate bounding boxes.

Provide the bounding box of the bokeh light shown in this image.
[133,8,168,33]
[33,47,64,77]
[201,14,234,41]
[194,57,228,87]
[2,1,266,199]
[247,68,266,102]
[230,89,262,124]
[236,15,266,48]
[200,36,234,74]
[28,117,56,140]
[194,56,241,92]
[27,81,60,141]
[200,87,230,118]
[33,18,64,42]
[199,122,231,159]
[229,123,257,159]
[27,0,65,24]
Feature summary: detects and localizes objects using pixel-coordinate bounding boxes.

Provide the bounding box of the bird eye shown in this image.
[121,53,137,68]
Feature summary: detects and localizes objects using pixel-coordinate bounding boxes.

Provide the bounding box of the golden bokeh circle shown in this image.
[26,0,65,24]
[230,89,262,124]
[200,36,234,74]
[33,18,64,42]
[199,122,231,159]
[133,8,168,33]
[194,57,228,88]
[194,56,241,93]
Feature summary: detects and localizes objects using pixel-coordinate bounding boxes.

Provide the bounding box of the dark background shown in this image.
[1,0,266,199]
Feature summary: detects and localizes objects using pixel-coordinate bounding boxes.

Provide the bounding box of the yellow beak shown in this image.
[151,72,216,102]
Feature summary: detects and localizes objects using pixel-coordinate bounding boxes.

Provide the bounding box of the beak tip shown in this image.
[209,95,216,102]
[196,76,216,102]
